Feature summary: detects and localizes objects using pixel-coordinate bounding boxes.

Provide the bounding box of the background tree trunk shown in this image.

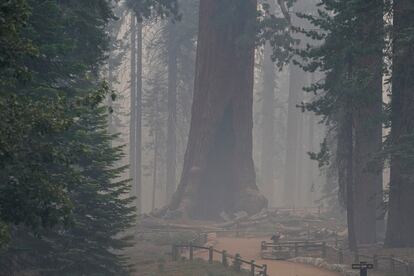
[337,107,357,251]
[152,127,159,211]
[261,43,276,206]
[130,15,137,204]
[306,112,316,206]
[283,63,304,207]
[136,21,143,214]
[353,1,383,245]
[169,0,267,219]
[385,0,414,248]
[166,22,178,203]
[129,15,143,214]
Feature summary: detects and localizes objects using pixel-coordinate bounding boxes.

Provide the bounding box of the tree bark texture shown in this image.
[337,107,357,251]
[385,0,414,248]
[353,1,384,245]
[169,0,267,219]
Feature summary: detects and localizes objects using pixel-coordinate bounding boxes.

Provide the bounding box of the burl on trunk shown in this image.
[168,0,267,219]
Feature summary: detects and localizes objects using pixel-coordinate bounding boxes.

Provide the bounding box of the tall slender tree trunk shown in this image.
[352,1,383,245]
[261,43,276,206]
[130,16,142,214]
[337,107,357,251]
[168,0,267,219]
[283,63,304,207]
[129,15,137,199]
[296,109,305,206]
[152,129,158,211]
[108,59,114,136]
[345,108,357,251]
[307,112,316,206]
[385,0,414,248]
[136,22,143,214]
[166,22,178,203]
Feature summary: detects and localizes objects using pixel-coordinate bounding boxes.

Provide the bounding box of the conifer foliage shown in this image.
[0,0,135,274]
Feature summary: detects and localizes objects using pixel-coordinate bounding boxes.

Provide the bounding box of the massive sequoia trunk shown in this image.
[385,0,414,248]
[168,0,267,219]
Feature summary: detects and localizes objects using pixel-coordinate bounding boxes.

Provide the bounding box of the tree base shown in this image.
[163,187,267,220]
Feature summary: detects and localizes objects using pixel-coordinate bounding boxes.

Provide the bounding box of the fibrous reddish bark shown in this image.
[168,0,267,219]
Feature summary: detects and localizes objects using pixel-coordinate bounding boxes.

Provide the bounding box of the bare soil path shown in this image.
[202,236,340,276]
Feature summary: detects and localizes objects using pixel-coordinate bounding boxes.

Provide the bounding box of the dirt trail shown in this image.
[202,236,340,276]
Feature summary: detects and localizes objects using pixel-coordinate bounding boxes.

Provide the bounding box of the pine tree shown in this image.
[0,0,136,274]
[298,0,385,247]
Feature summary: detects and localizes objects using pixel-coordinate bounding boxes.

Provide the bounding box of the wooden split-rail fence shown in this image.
[261,239,414,276]
[171,233,267,276]
[261,240,329,260]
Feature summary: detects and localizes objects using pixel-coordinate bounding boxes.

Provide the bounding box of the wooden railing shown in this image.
[261,240,332,259]
[261,239,414,276]
[142,227,414,276]
[172,243,268,276]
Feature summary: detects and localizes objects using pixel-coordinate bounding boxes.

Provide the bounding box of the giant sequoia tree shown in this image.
[168,0,267,219]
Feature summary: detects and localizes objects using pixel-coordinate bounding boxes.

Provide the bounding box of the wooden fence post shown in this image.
[261,241,267,251]
[338,248,344,264]
[408,261,413,276]
[189,243,194,261]
[222,250,228,267]
[172,245,177,261]
[250,260,255,276]
[294,242,299,257]
[262,264,267,276]
[234,253,241,272]
[390,255,395,273]
[373,255,378,269]
[354,252,360,263]
[322,242,327,258]
[405,262,410,276]
[209,246,213,264]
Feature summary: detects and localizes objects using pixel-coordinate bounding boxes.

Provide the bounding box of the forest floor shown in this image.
[131,211,414,276]
[196,235,340,276]
[126,227,342,276]
[126,232,249,276]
